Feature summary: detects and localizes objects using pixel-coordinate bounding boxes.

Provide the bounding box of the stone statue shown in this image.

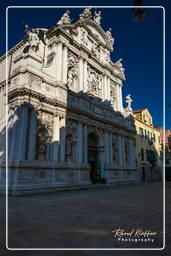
[88,67,102,96]
[65,135,73,162]
[110,88,116,106]
[23,24,40,52]
[104,49,110,63]
[23,22,47,50]
[57,10,71,25]
[28,29,40,52]
[80,28,88,46]
[92,42,100,59]
[67,54,78,90]
[36,127,48,159]
[116,58,125,77]
[94,10,101,25]
[79,8,91,20]
[125,94,133,110]
[106,28,114,46]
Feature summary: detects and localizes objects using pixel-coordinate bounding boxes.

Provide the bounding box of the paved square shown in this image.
[1,182,170,256]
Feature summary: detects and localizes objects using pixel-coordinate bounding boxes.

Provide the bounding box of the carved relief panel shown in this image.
[67,51,79,92]
[110,86,117,109]
[36,111,53,160]
[87,65,102,98]
[65,119,77,162]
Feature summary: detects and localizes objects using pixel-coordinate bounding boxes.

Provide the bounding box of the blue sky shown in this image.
[1,0,170,129]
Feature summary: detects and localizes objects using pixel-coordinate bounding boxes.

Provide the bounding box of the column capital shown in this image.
[53,111,65,119]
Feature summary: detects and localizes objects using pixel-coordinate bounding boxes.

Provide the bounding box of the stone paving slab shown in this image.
[0,182,170,255]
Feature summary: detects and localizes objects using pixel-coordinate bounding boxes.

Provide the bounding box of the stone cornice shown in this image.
[8,87,134,133]
[0,40,27,63]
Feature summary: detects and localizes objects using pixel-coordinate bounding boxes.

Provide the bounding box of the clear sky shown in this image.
[1,0,170,129]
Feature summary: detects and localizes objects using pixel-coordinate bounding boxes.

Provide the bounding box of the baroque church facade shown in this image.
[0,8,138,194]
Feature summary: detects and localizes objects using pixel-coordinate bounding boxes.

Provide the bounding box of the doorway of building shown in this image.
[142,167,146,181]
[88,132,100,183]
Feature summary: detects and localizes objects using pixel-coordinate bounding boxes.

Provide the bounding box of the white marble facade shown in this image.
[0,8,139,194]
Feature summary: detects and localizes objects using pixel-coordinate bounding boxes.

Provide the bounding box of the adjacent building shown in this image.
[0,8,139,194]
[133,109,162,181]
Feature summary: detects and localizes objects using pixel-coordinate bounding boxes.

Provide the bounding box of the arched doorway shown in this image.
[88,132,100,183]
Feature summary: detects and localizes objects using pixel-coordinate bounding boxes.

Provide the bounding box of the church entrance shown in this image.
[88,132,100,183]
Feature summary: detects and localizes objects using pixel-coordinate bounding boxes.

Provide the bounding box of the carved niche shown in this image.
[67,52,79,91]
[91,42,100,59]
[124,138,129,165]
[112,135,118,165]
[36,111,53,160]
[80,28,88,46]
[87,66,102,98]
[36,126,49,160]
[110,86,117,108]
[65,119,77,162]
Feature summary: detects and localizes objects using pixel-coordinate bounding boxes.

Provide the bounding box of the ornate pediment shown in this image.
[74,19,114,52]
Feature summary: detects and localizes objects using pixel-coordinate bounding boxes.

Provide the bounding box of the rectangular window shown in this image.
[141,148,144,161]
[144,130,147,138]
[139,127,142,135]
[147,131,150,139]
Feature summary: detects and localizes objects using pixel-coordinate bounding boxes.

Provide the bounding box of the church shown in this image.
[0,8,139,194]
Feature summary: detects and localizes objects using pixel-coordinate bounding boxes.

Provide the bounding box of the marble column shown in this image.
[56,42,63,82]
[60,117,66,162]
[27,109,37,160]
[129,138,133,168]
[122,137,126,167]
[83,124,88,163]
[52,115,60,161]
[105,131,109,164]
[118,135,123,167]
[78,58,83,91]
[62,46,68,85]
[18,105,29,160]
[118,85,123,112]
[109,132,113,165]
[9,108,20,159]
[7,108,13,156]
[132,139,136,168]
[118,135,124,179]
[107,77,111,101]
[103,75,107,101]
[76,122,83,163]
[83,60,87,92]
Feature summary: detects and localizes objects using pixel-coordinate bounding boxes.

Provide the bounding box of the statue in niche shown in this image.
[65,135,73,162]
[92,42,100,59]
[125,94,133,110]
[36,126,48,160]
[80,28,88,46]
[87,67,102,96]
[57,10,71,25]
[79,8,91,20]
[67,54,78,90]
[124,141,129,164]
[110,87,116,107]
[112,136,119,164]
[94,10,101,24]
[106,28,114,46]
[104,49,110,63]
